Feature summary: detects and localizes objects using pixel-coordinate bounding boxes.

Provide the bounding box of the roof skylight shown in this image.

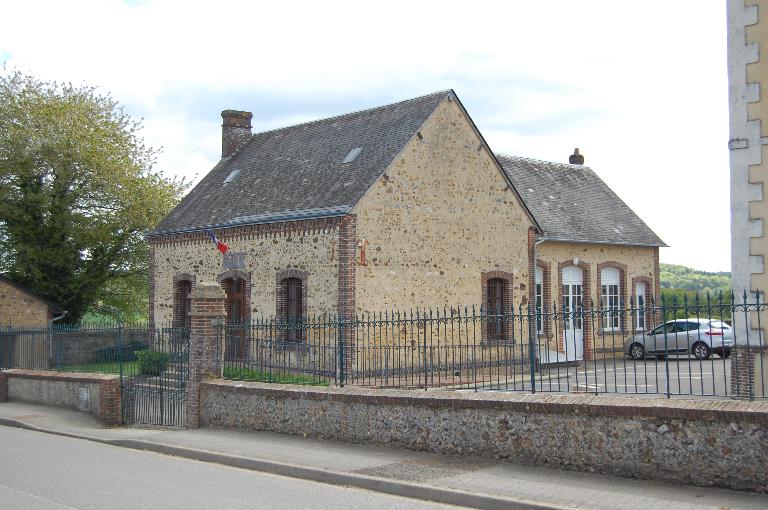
[223,168,240,185]
[342,147,363,164]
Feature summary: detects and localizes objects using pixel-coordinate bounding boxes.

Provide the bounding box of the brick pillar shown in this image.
[186,282,226,428]
[0,371,7,402]
[731,346,766,399]
[337,215,357,384]
[98,377,121,426]
[732,347,754,399]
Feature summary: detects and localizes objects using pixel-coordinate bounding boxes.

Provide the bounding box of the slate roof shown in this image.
[152,90,452,235]
[496,155,666,247]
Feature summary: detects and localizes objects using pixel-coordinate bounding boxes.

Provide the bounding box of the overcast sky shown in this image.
[1,0,730,271]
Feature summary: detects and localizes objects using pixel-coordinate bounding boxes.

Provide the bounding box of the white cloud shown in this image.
[0,0,730,271]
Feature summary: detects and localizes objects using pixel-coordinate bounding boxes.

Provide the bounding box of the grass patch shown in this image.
[59,360,139,375]
[223,366,329,386]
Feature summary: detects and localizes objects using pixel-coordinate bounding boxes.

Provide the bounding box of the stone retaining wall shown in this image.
[199,381,768,492]
[0,369,121,425]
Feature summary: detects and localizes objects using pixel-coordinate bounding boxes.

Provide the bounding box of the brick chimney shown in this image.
[221,110,253,158]
[569,148,584,165]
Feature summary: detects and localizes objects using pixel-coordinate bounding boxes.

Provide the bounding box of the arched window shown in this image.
[601,267,620,330]
[222,277,247,324]
[282,277,304,342]
[635,281,646,331]
[178,280,192,328]
[173,276,194,329]
[487,277,507,340]
[222,277,247,360]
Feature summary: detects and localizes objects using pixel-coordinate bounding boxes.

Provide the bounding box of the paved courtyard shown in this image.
[478,357,738,398]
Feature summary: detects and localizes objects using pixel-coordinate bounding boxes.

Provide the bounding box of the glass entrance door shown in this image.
[562,266,584,360]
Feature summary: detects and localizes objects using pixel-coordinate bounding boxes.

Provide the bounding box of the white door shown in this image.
[562,266,584,360]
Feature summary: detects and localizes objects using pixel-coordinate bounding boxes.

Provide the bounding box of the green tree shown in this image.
[0,71,186,323]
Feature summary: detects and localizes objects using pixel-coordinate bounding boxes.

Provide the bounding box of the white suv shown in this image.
[623,319,733,360]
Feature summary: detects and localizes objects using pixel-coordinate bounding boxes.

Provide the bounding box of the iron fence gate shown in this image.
[121,327,189,427]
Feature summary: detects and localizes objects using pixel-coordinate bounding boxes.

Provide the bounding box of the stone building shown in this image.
[729,0,768,301]
[498,156,663,360]
[148,90,663,360]
[727,0,768,396]
[0,274,63,326]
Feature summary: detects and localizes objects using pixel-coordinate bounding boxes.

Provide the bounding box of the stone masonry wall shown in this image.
[0,279,50,326]
[2,369,121,425]
[151,219,340,325]
[200,381,768,492]
[352,98,534,314]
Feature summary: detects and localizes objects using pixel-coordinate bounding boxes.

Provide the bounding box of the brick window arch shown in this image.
[481,271,513,343]
[276,269,309,343]
[172,273,196,328]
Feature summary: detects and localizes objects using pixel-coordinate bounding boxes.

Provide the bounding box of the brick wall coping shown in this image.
[201,380,768,424]
[2,369,119,383]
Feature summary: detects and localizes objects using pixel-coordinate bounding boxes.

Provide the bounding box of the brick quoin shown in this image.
[337,215,357,378]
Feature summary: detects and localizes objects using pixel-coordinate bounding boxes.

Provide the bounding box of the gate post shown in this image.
[186,282,226,429]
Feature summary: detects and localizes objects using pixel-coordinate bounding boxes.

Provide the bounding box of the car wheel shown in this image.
[692,342,711,360]
[718,349,731,359]
[629,343,645,360]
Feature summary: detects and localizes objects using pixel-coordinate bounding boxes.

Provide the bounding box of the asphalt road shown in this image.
[0,426,458,510]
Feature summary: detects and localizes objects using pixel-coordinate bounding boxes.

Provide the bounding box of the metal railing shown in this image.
[221,293,767,399]
[0,323,187,378]
[2,294,765,400]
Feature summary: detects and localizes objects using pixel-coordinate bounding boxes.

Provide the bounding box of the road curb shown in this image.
[0,417,567,510]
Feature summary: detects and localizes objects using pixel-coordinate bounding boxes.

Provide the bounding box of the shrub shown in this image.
[137,351,170,376]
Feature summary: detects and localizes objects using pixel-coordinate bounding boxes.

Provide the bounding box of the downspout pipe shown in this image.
[47,311,68,370]
[529,236,547,383]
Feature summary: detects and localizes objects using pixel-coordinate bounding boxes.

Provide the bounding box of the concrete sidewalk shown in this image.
[0,402,766,510]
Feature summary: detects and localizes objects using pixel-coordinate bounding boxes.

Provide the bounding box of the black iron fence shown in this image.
[221,294,767,399]
[1,294,766,401]
[0,323,190,426]
[0,323,187,376]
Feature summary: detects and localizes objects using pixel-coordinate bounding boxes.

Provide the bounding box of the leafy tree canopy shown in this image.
[0,71,187,323]
[659,263,731,296]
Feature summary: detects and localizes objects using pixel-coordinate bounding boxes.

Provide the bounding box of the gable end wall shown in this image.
[352,99,534,313]
[0,280,52,326]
